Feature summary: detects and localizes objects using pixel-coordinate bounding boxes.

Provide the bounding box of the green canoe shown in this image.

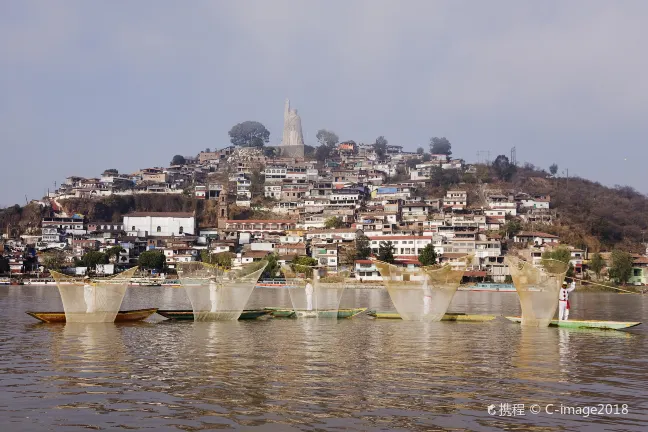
[264,307,367,319]
[505,316,642,330]
[367,311,496,322]
[157,309,272,321]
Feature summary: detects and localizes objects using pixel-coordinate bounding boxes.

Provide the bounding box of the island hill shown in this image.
[1,112,648,286]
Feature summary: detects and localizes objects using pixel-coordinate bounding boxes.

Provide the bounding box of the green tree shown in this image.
[549,163,559,176]
[315,143,334,162]
[418,243,437,266]
[291,255,318,277]
[316,129,339,147]
[609,250,634,284]
[416,147,424,155]
[80,251,109,269]
[492,155,516,181]
[171,155,186,165]
[138,250,166,270]
[228,121,270,147]
[542,246,571,265]
[589,252,605,280]
[378,241,395,263]
[103,169,118,175]
[356,234,371,259]
[422,153,431,162]
[324,216,345,229]
[40,250,67,270]
[264,147,278,158]
[501,219,523,238]
[0,256,9,274]
[429,137,452,155]
[374,136,388,161]
[105,245,125,261]
[250,167,265,196]
[262,253,281,278]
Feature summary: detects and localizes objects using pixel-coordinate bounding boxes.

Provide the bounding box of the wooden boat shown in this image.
[505,316,642,330]
[367,311,497,322]
[264,307,367,318]
[156,309,272,321]
[26,308,158,324]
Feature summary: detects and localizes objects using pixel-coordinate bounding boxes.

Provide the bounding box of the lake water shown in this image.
[1,286,647,431]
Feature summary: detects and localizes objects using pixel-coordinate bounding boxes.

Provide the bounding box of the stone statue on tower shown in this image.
[279,99,305,158]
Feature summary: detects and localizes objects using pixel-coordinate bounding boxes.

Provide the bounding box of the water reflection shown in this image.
[2,288,648,431]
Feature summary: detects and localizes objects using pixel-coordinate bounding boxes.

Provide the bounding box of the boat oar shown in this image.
[565,277,643,294]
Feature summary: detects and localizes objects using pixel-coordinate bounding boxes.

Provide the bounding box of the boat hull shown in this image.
[264,308,366,319]
[26,308,158,324]
[505,316,641,330]
[367,311,496,322]
[157,309,272,321]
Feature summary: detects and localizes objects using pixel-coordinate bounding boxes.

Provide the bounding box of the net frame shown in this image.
[282,265,349,318]
[505,255,569,327]
[50,267,138,323]
[177,260,267,321]
[375,259,468,321]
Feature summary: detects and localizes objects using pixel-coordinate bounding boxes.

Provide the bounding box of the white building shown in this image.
[123,212,195,237]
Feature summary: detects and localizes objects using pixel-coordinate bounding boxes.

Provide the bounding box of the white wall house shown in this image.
[123,212,195,237]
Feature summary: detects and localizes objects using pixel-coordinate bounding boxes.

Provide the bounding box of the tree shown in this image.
[291,255,318,277]
[542,246,571,265]
[324,216,345,229]
[262,253,281,278]
[356,234,371,259]
[264,147,278,158]
[422,153,431,162]
[341,244,358,266]
[549,163,559,176]
[40,250,67,270]
[589,252,604,280]
[378,241,395,263]
[171,155,186,165]
[105,246,125,262]
[80,251,109,269]
[0,256,9,274]
[501,219,523,238]
[315,143,334,162]
[374,136,388,161]
[316,129,339,147]
[138,250,166,270]
[492,155,516,181]
[429,137,452,155]
[609,250,634,284]
[205,147,211,153]
[418,244,437,266]
[228,121,270,147]
[416,147,424,155]
[250,167,265,196]
[103,169,118,175]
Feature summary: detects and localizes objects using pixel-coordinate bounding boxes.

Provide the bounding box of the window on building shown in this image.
[132,226,135,231]
[157,226,161,232]
[179,226,184,234]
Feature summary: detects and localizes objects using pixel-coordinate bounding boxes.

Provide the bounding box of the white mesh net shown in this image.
[505,256,569,327]
[178,261,267,321]
[282,265,348,318]
[50,267,138,323]
[375,261,466,321]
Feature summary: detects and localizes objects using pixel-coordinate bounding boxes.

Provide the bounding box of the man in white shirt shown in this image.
[558,281,576,320]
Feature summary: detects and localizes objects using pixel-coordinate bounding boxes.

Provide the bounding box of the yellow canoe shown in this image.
[367,311,496,321]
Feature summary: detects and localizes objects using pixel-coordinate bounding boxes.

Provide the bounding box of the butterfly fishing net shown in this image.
[177,260,267,321]
[375,261,466,321]
[505,256,569,327]
[50,267,138,323]
[281,265,349,318]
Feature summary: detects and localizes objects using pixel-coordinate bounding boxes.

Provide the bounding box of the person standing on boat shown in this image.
[83,276,96,313]
[305,279,314,311]
[209,278,219,313]
[558,281,576,320]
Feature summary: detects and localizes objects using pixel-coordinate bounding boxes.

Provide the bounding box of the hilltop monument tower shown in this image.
[279,99,305,158]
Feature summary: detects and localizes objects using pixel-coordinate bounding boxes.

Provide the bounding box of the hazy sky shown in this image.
[2,0,647,206]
